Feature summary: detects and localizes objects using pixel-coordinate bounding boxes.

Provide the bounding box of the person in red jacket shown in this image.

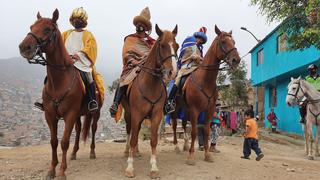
[267,108,278,133]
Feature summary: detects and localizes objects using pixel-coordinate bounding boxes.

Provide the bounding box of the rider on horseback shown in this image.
[164,27,208,114]
[299,64,320,124]
[34,7,99,112]
[109,7,156,117]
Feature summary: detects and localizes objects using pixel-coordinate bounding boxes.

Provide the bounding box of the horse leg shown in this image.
[204,116,213,162]
[303,124,309,155]
[70,117,81,160]
[182,119,190,151]
[315,127,320,157]
[149,114,162,179]
[306,121,314,160]
[125,114,142,178]
[45,115,59,180]
[90,113,99,159]
[124,111,131,156]
[172,116,180,153]
[186,110,197,165]
[57,114,77,179]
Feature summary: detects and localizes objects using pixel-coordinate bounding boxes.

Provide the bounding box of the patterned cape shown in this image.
[119,34,155,87]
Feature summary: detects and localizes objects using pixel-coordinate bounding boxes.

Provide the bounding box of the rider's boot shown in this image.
[164,84,178,114]
[88,82,99,112]
[109,85,126,117]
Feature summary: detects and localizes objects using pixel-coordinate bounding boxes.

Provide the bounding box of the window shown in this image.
[277,34,287,53]
[269,86,277,108]
[257,49,264,66]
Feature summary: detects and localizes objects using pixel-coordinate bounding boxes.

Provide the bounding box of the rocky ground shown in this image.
[1,132,320,180]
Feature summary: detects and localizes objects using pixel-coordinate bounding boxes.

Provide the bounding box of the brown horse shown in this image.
[170,25,240,164]
[121,24,178,178]
[19,9,102,179]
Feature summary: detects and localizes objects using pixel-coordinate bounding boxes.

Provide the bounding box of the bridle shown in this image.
[200,34,237,71]
[26,24,70,70]
[288,79,320,126]
[189,34,237,110]
[139,40,177,78]
[287,80,306,104]
[136,39,176,114]
[25,22,75,117]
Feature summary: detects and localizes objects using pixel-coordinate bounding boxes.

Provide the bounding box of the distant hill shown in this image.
[0,57,118,86]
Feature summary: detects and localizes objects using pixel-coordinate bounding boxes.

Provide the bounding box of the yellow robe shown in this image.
[62,29,105,102]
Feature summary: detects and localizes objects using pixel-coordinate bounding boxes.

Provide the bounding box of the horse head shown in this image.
[19,9,59,61]
[155,24,179,81]
[286,76,305,106]
[214,25,240,70]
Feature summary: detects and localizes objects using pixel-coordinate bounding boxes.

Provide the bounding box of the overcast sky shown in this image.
[0,0,279,82]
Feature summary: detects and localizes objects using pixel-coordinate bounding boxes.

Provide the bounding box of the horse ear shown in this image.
[298,76,301,80]
[215,25,221,36]
[172,24,178,37]
[37,12,42,19]
[229,30,233,35]
[52,9,59,24]
[155,24,163,37]
[291,77,294,81]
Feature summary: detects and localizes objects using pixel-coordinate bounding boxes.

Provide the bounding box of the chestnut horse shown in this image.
[121,25,178,178]
[19,9,102,179]
[170,25,240,164]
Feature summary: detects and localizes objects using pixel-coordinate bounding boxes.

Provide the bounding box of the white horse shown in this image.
[286,77,320,160]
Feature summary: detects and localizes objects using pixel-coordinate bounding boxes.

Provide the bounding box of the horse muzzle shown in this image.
[19,41,37,60]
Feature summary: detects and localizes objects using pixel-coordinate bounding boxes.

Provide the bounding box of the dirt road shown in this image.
[1,136,319,180]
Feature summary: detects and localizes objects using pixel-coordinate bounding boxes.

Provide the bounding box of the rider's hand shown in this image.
[72,54,80,60]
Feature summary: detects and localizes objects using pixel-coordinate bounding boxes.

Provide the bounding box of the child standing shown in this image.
[267,108,278,133]
[241,109,264,161]
[210,108,222,153]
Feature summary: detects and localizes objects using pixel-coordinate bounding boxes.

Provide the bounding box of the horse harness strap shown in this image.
[137,76,164,116]
[27,26,71,71]
[190,73,215,110]
[44,68,77,118]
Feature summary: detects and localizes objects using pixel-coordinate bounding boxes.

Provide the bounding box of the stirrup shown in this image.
[164,100,176,114]
[88,100,98,112]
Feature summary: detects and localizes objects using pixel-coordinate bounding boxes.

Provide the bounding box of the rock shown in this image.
[282,163,289,167]
[216,176,222,179]
[74,169,79,172]
[286,168,295,172]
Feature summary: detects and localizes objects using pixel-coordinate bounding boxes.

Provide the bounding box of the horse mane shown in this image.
[300,78,320,99]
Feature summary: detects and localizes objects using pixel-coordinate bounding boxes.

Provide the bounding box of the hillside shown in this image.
[0,57,124,147]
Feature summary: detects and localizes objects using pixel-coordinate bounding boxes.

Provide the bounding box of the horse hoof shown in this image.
[125,170,135,178]
[90,153,96,159]
[56,175,67,180]
[174,146,181,154]
[149,170,160,179]
[186,158,196,166]
[45,171,55,180]
[70,154,76,160]
[307,156,314,160]
[204,155,214,163]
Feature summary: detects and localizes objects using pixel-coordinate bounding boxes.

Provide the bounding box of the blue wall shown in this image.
[251,31,320,86]
[264,79,303,135]
[251,25,320,135]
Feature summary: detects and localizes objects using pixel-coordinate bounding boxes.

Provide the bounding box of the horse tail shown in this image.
[82,114,93,143]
